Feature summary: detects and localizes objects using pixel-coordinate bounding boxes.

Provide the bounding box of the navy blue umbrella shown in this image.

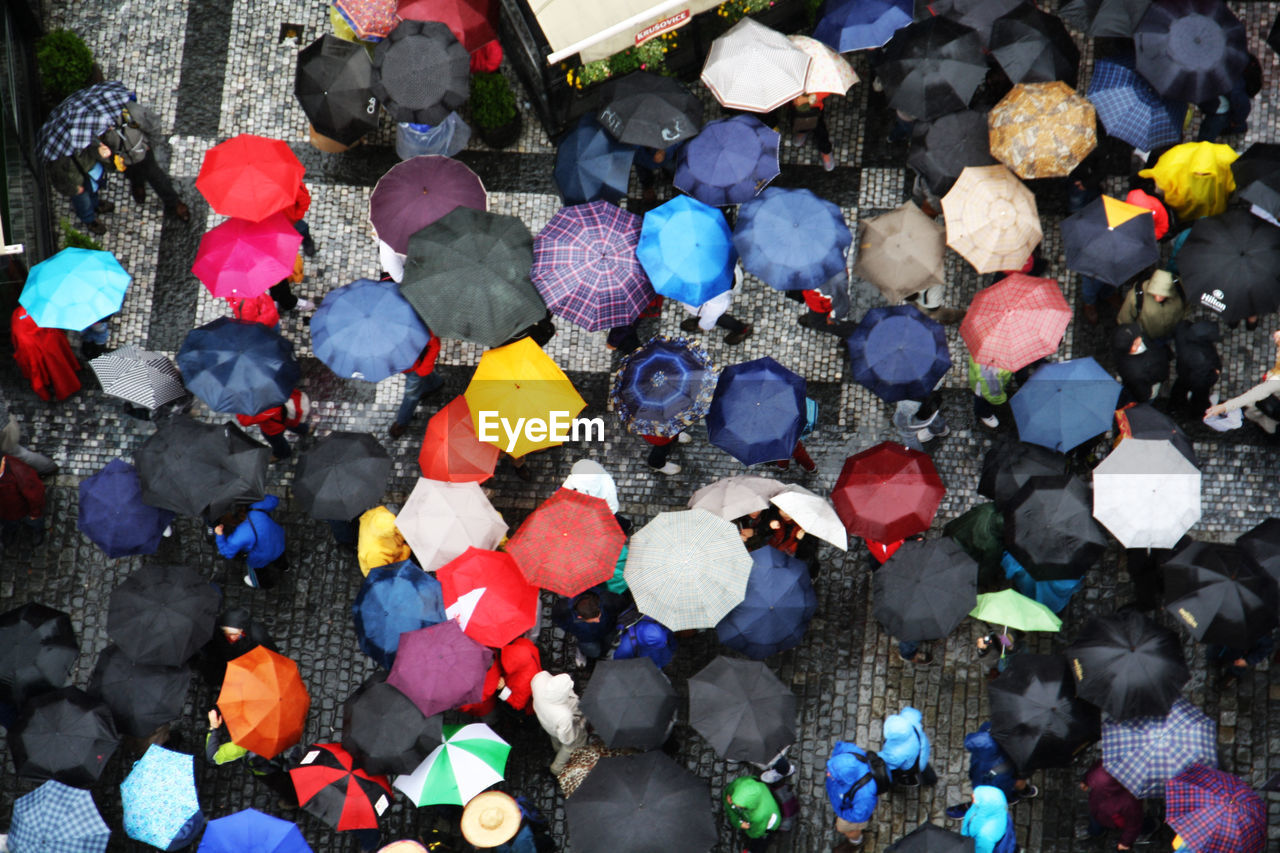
[846,305,951,403]
[352,561,447,670]
[1010,357,1121,452]
[312,278,431,382]
[610,336,720,437]
[674,115,780,207]
[78,459,174,558]
[176,318,300,415]
[553,116,636,206]
[814,0,913,51]
[707,357,806,465]
[716,546,817,659]
[734,187,852,291]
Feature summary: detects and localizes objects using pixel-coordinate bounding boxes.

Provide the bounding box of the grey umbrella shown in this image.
[371,20,469,125]
[580,658,678,750]
[688,656,796,763]
[295,431,391,521]
[90,345,187,410]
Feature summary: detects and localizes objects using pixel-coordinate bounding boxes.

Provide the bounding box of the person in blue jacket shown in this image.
[877,706,937,786]
[215,495,287,589]
[946,722,1038,818]
[825,741,882,848]
[961,786,1019,853]
[612,616,676,669]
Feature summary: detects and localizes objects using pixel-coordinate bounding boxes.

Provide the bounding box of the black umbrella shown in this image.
[370,20,469,124]
[978,439,1068,507]
[565,752,717,853]
[1230,142,1280,191]
[0,603,78,708]
[134,416,270,519]
[1060,0,1152,37]
[878,17,988,122]
[295,34,379,146]
[1133,0,1247,103]
[295,431,391,521]
[1163,541,1278,649]
[1270,13,1280,58]
[1178,209,1280,324]
[341,673,442,776]
[887,823,975,853]
[1066,610,1190,720]
[688,656,796,764]
[873,538,978,642]
[10,687,120,786]
[930,0,1025,45]
[1238,171,1280,222]
[597,71,704,150]
[88,645,191,738]
[989,5,1080,86]
[989,654,1100,772]
[107,565,220,667]
[176,318,301,417]
[1061,194,1161,287]
[1236,518,1280,587]
[907,110,996,196]
[579,658,678,750]
[1118,403,1197,464]
[1004,475,1107,581]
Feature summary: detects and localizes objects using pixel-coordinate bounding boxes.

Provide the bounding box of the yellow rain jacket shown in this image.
[1138,142,1237,222]
[357,505,411,575]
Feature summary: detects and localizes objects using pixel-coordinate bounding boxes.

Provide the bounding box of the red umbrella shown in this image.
[196,134,306,222]
[192,213,303,299]
[437,548,539,647]
[959,274,1072,371]
[290,742,393,831]
[419,395,499,483]
[397,0,498,53]
[832,442,945,542]
[505,488,625,596]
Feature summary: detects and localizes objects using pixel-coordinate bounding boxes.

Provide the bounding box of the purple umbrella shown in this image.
[369,155,487,255]
[531,201,655,331]
[386,620,493,717]
[674,115,780,207]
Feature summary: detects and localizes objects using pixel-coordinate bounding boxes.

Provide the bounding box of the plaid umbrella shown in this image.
[637,195,737,307]
[987,81,1097,180]
[291,743,394,831]
[90,345,186,410]
[1165,765,1267,853]
[10,780,110,853]
[21,248,131,332]
[437,548,540,648]
[335,0,399,40]
[701,17,810,113]
[1086,56,1183,150]
[674,115,780,207]
[35,81,132,160]
[853,202,947,300]
[611,336,719,437]
[394,479,507,572]
[1101,697,1217,798]
[942,165,1042,274]
[506,488,625,596]
[846,304,951,403]
[960,274,1072,371]
[121,745,205,850]
[369,155,487,256]
[531,201,654,331]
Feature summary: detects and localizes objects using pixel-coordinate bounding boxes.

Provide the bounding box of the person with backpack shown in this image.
[98,98,190,221]
[946,722,1038,819]
[612,615,676,669]
[877,706,937,788]
[1116,270,1188,343]
[825,741,886,849]
[214,495,287,588]
[961,786,1019,853]
[724,775,782,853]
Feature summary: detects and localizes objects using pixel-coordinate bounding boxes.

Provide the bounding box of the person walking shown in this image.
[10,305,81,401]
[946,722,1037,819]
[790,92,835,171]
[824,741,885,849]
[641,430,693,476]
[48,142,113,234]
[205,707,299,806]
[961,786,1019,853]
[877,706,937,787]
[893,394,949,449]
[0,414,57,478]
[194,607,279,687]
[529,671,589,775]
[0,454,46,547]
[724,775,782,853]
[235,388,310,461]
[613,616,676,669]
[388,335,443,439]
[1111,325,1170,406]
[678,263,754,345]
[551,586,622,666]
[215,495,288,588]
[1168,320,1221,417]
[1077,760,1156,849]
[496,637,542,714]
[357,505,412,575]
[98,99,190,221]
[968,357,1013,429]
[1116,270,1189,343]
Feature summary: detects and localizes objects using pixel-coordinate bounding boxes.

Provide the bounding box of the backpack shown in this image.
[993,817,1019,853]
[838,751,892,812]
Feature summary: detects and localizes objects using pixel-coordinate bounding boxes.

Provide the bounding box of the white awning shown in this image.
[532,0,721,64]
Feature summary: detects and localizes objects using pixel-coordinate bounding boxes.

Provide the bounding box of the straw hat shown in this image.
[460,791,522,848]
[377,843,427,853]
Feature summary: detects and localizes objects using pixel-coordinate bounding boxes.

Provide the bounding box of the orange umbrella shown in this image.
[419,395,499,483]
[217,646,310,759]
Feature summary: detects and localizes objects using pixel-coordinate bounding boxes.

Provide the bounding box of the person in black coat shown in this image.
[1169,320,1221,417]
[194,607,279,687]
[1112,324,1170,406]
[551,586,623,666]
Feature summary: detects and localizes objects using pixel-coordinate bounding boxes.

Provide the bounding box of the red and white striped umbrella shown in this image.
[960,273,1072,371]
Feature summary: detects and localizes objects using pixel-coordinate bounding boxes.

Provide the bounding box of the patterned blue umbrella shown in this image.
[121,745,205,850]
[674,115,780,207]
[637,195,737,307]
[352,560,447,670]
[311,278,431,382]
[1010,357,1121,452]
[845,305,951,403]
[814,0,913,51]
[1166,766,1267,853]
[20,248,132,331]
[611,336,720,437]
[176,318,301,415]
[734,187,852,291]
[707,357,806,465]
[78,459,174,558]
[196,809,311,853]
[716,546,817,659]
[1101,697,1217,798]
[553,116,636,206]
[1086,56,1183,150]
[35,81,132,160]
[10,780,110,853]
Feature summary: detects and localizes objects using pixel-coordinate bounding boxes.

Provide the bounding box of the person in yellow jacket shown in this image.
[1137,142,1237,222]
[357,505,411,575]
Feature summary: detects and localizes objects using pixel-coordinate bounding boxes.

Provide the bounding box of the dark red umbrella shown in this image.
[505,488,625,596]
[397,0,498,53]
[832,442,945,542]
[437,548,539,648]
[368,155,487,255]
[418,395,499,484]
[195,135,305,222]
[290,742,393,831]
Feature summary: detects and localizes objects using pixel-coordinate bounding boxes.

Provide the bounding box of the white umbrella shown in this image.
[688,475,784,520]
[700,17,811,113]
[393,723,510,807]
[787,35,859,96]
[1093,439,1201,549]
[395,479,507,571]
[769,484,848,551]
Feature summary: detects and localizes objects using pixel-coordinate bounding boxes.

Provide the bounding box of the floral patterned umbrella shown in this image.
[988,81,1097,180]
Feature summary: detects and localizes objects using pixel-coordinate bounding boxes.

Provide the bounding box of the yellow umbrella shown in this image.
[464,337,587,458]
[942,164,1042,274]
[1137,141,1237,222]
[852,202,945,300]
[987,81,1096,180]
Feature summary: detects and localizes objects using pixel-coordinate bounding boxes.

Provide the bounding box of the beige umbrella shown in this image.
[787,35,859,96]
[395,479,508,571]
[988,81,1097,180]
[769,484,848,551]
[851,202,946,300]
[689,475,784,521]
[941,165,1042,274]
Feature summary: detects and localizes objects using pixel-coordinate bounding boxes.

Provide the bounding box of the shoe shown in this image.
[1020,785,1039,799]
[97,200,115,214]
[301,235,317,257]
[171,201,190,222]
[30,528,45,546]
[791,132,808,147]
[572,647,588,669]
[86,220,107,235]
[917,426,947,443]
[820,152,835,171]
[724,324,754,345]
[243,575,257,588]
[1217,670,1239,689]
[980,414,1000,429]
[919,200,941,218]
[512,461,533,482]
[295,298,317,312]
[798,311,827,329]
[677,432,692,444]
[799,456,817,473]
[132,184,147,204]
[680,317,701,333]
[162,525,172,538]
[945,804,970,820]
[389,422,408,439]
[652,462,681,475]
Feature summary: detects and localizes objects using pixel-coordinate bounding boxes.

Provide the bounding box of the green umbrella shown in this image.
[970,589,1062,633]
[392,722,510,807]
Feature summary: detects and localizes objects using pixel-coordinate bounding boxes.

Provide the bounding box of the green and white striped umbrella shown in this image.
[392,723,510,807]
[624,508,753,631]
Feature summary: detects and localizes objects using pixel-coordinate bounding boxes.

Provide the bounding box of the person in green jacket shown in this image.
[1116,269,1189,342]
[724,776,782,852]
[968,357,1014,429]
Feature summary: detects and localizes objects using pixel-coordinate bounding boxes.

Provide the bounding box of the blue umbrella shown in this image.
[716,546,817,659]
[120,745,205,850]
[1101,697,1217,798]
[674,115,780,207]
[637,195,736,306]
[845,305,951,403]
[176,318,301,415]
[78,459,174,558]
[1086,55,1183,151]
[553,116,636,205]
[707,357,806,465]
[814,0,913,51]
[20,248,131,331]
[196,809,311,853]
[610,335,721,437]
[10,780,110,853]
[311,278,431,382]
[735,187,852,291]
[352,560,447,669]
[1010,357,1122,452]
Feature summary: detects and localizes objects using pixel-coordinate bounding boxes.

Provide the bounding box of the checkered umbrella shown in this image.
[960,274,1072,371]
[90,345,187,410]
[611,336,720,437]
[10,780,110,853]
[121,745,205,850]
[1101,697,1217,798]
[1165,765,1267,853]
[674,115,780,207]
[35,81,132,161]
[506,488,625,596]
[942,164,1042,274]
[700,17,810,113]
[531,201,654,331]
[1086,56,1183,151]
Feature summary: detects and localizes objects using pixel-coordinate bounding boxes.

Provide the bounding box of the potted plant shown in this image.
[470,72,522,149]
[37,30,97,103]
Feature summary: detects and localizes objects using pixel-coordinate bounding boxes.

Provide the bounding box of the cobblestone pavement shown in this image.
[5,0,1280,850]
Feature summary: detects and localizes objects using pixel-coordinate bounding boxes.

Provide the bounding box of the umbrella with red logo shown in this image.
[437,549,539,647]
[419,395,500,484]
[192,214,303,300]
[290,742,394,831]
[832,443,945,542]
[960,274,1072,371]
[505,488,626,596]
[196,135,305,222]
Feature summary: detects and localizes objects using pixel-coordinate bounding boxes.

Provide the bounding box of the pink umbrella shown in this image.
[959,273,1072,371]
[192,213,303,299]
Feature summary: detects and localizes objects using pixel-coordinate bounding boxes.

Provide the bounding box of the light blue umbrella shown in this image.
[121,745,205,850]
[734,187,851,291]
[196,809,311,853]
[20,248,131,331]
[637,195,736,307]
[10,780,110,853]
[1010,357,1122,452]
[311,278,431,382]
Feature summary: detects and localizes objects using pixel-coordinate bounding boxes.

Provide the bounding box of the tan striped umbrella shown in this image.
[701,17,810,113]
[988,81,1097,180]
[942,165,1043,274]
[852,202,946,300]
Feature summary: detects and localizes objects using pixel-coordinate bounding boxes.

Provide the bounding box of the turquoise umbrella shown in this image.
[120,745,205,850]
[20,248,131,331]
[637,195,737,307]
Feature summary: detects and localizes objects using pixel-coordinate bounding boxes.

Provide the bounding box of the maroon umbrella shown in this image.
[369,155,487,255]
[386,620,493,717]
[832,442,945,542]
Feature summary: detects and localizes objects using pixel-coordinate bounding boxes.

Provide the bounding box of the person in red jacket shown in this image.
[459,658,504,718]
[10,306,81,401]
[0,455,46,546]
[498,638,542,714]
[236,388,309,461]
[388,335,443,439]
[1078,760,1155,850]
